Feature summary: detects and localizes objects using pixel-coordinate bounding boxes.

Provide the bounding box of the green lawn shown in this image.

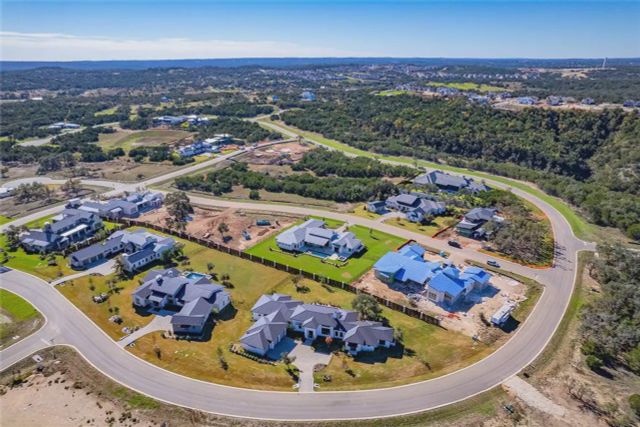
[384,215,459,237]
[0,216,12,226]
[0,289,39,321]
[0,289,43,347]
[258,118,594,241]
[94,106,118,116]
[99,129,193,152]
[376,90,412,96]
[245,219,407,283]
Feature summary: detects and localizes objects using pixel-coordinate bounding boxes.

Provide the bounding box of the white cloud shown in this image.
[0,31,358,61]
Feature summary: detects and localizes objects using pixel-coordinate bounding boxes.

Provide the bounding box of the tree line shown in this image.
[174,162,398,203]
[292,148,415,178]
[281,94,640,238]
[581,244,640,375]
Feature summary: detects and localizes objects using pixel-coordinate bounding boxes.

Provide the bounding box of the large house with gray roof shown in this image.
[132,268,231,335]
[384,193,446,223]
[413,170,488,193]
[240,294,395,357]
[456,207,503,239]
[275,219,363,260]
[68,229,175,271]
[20,209,103,253]
[67,191,163,220]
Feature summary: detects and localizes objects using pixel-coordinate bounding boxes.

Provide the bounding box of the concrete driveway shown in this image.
[289,341,332,392]
[50,259,115,286]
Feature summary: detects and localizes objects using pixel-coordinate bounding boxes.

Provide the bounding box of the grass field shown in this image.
[427,81,508,92]
[0,289,39,321]
[0,289,43,348]
[376,90,412,96]
[384,215,458,237]
[245,219,407,283]
[99,129,193,152]
[94,106,118,116]
[0,215,12,225]
[258,118,595,241]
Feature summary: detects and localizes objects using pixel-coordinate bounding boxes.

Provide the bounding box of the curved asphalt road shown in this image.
[0,134,595,420]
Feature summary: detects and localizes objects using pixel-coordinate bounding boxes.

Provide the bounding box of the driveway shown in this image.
[118,314,173,348]
[50,259,115,286]
[289,341,332,392]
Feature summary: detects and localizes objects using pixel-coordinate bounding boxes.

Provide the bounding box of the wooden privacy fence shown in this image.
[115,218,441,327]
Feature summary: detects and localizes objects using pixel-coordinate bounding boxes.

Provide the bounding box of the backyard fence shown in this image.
[114,218,442,327]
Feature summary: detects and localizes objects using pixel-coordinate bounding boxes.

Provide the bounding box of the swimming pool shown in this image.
[184,272,210,280]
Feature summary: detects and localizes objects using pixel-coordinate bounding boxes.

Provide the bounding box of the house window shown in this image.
[379,340,386,346]
[321,327,331,335]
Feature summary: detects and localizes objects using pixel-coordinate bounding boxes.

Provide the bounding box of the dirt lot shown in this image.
[66,159,188,182]
[240,141,312,166]
[139,206,300,251]
[353,259,526,338]
[0,185,103,218]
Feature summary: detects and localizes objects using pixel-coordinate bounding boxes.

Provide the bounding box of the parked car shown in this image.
[448,240,461,248]
[487,260,501,268]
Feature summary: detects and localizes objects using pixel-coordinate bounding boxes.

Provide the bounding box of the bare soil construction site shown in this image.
[139,206,300,251]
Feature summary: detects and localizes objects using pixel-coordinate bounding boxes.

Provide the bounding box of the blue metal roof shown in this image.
[373,251,440,285]
[428,271,466,297]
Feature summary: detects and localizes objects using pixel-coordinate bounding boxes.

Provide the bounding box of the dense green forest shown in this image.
[1,98,123,140]
[282,94,640,237]
[478,190,554,265]
[581,244,640,374]
[292,148,415,178]
[174,162,398,202]
[0,126,122,173]
[195,118,279,143]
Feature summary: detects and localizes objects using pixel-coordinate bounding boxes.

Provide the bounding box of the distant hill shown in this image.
[2,57,640,71]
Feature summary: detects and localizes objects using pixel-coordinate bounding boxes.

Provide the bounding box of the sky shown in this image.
[1,1,639,61]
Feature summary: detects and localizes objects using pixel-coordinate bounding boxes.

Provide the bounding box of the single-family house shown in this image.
[48,122,80,130]
[425,266,492,306]
[413,170,488,193]
[366,201,387,214]
[373,243,441,287]
[68,191,163,219]
[547,96,562,106]
[153,116,187,126]
[132,268,231,335]
[20,209,103,253]
[240,294,394,356]
[275,219,364,259]
[177,140,213,157]
[385,193,446,223]
[68,229,175,271]
[517,97,537,106]
[456,207,502,239]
